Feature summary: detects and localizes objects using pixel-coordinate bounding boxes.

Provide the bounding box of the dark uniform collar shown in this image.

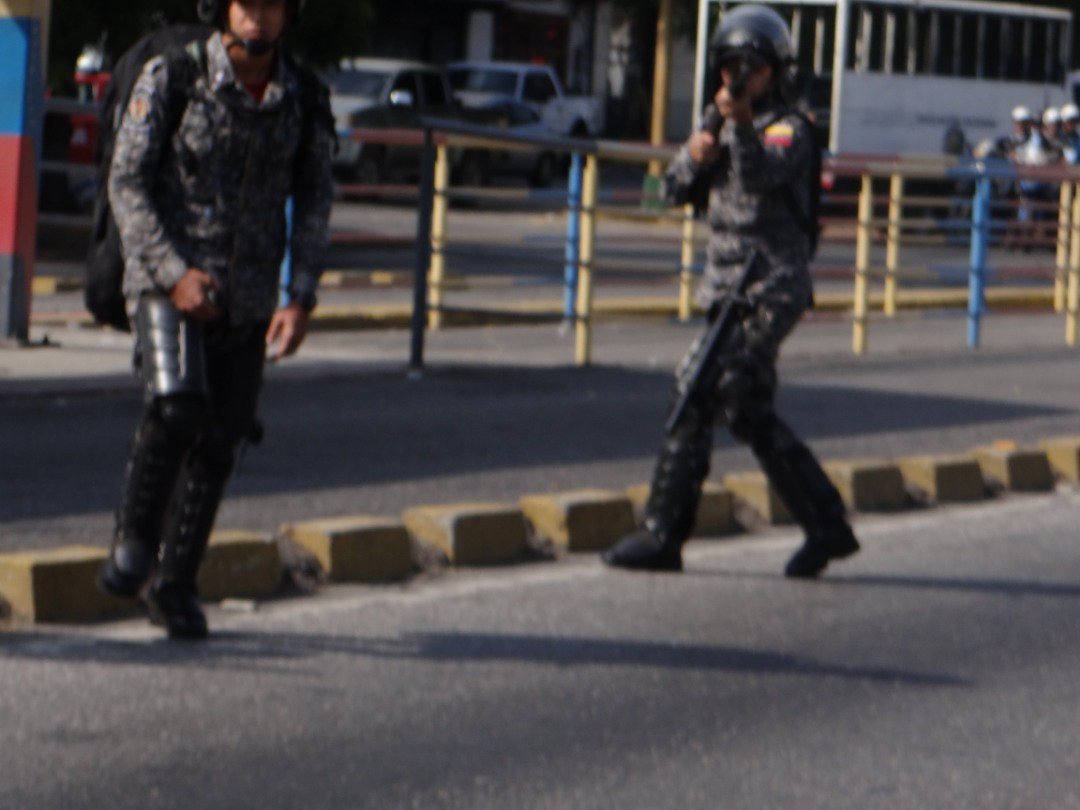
[205,31,294,109]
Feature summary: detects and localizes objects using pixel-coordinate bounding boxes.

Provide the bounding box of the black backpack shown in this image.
[84,25,332,331]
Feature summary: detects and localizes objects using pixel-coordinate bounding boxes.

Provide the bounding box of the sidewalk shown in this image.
[3,280,1075,400]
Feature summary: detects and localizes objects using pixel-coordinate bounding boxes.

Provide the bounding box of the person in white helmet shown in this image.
[1007,105,1035,158]
[1060,103,1080,164]
[1041,107,1064,160]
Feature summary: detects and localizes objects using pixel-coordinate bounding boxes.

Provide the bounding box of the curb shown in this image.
[1,436,1077,627]
[401,502,528,566]
[284,516,412,582]
[28,285,1060,333]
[519,489,636,553]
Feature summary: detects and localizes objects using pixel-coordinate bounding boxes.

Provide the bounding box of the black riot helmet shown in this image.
[708,4,800,101]
[196,0,305,55]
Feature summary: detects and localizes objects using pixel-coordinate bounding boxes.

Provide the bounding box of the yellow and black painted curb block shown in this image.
[1039,437,1080,483]
[0,546,136,623]
[4,435,1080,627]
[402,503,528,566]
[284,516,412,582]
[824,459,908,512]
[520,489,636,553]
[897,454,988,503]
[973,443,1054,493]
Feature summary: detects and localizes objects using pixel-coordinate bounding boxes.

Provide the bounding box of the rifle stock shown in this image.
[664,249,759,436]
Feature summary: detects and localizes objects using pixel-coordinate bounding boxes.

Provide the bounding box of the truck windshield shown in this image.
[447,68,518,95]
[326,70,390,100]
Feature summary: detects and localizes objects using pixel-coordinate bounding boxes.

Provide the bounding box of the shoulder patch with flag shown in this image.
[763,121,794,148]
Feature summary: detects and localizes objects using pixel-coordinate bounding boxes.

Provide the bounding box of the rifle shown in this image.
[664,249,759,436]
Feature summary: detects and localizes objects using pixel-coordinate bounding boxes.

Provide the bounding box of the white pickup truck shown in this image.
[447,61,604,138]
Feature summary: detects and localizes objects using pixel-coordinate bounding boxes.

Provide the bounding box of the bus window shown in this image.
[983,16,1002,80]
[958,15,978,78]
[905,9,918,74]
[1002,17,1022,80]
[850,4,887,73]
[882,9,896,75]
[1022,19,1033,79]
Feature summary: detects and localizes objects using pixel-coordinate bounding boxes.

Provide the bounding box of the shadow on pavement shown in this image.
[689,568,1080,600]
[0,363,1068,523]
[0,628,967,687]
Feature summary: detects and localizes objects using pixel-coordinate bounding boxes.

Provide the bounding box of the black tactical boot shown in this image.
[784,520,860,579]
[749,415,860,579]
[603,413,713,572]
[602,527,684,571]
[98,415,187,598]
[150,445,230,640]
[146,580,208,640]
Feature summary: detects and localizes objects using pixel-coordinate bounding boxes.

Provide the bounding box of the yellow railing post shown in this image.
[678,204,695,321]
[852,172,873,355]
[1067,183,1080,346]
[575,154,600,366]
[427,143,451,329]
[1055,181,1074,313]
[884,173,903,317]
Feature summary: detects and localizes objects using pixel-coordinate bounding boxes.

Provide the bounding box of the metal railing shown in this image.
[30,98,1080,364]
[403,118,1080,368]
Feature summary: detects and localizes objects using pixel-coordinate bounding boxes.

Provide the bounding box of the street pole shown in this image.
[647,0,674,182]
[409,128,436,375]
[0,0,50,344]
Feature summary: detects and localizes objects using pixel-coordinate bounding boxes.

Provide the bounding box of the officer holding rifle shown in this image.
[603,6,859,578]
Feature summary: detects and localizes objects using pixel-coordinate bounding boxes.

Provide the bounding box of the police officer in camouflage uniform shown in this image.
[603,6,859,579]
[98,0,333,638]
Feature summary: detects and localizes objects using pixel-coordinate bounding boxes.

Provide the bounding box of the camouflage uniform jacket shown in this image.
[109,33,333,325]
[664,101,814,314]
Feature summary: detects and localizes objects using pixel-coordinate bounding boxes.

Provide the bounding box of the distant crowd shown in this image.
[986,104,1080,167]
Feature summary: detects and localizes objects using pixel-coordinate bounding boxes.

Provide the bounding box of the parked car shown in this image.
[326,58,485,184]
[447,61,604,138]
[477,100,561,188]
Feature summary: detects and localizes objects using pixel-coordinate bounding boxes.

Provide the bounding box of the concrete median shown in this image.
[520,489,636,552]
[898,454,988,503]
[284,516,412,582]
[974,444,1054,492]
[1039,436,1080,483]
[722,472,793,525]
[402,503,527,566]
[0,546,136,623]
[825,459,908,512]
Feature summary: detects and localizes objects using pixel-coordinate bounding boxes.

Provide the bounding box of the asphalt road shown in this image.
[2,312,1078,553]
[3,491,1079,808]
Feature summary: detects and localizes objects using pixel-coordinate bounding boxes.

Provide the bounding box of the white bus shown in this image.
[693,0,1074,155]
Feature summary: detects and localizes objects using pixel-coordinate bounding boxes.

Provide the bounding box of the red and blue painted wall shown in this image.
[1,1,48,341]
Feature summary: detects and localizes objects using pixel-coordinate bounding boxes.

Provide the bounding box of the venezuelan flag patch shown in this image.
[763,122,794,148]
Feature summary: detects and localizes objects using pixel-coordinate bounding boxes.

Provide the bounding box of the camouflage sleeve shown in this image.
[288,83,334,300]
[107,57,189,291]
[722,114,811,195]
[662,144,705,207]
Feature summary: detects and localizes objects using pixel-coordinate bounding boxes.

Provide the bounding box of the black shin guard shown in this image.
[149,441,233,638]
[100,405,200,598]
